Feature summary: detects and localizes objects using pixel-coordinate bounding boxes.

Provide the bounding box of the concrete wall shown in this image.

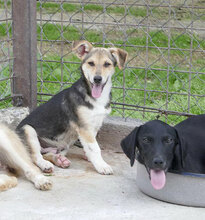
[97,116,143,152]
[0,107,143,152]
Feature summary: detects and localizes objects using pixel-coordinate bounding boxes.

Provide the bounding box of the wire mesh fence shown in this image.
[36,0,205,124]
[0,0,204,125]
[0,0,13,108]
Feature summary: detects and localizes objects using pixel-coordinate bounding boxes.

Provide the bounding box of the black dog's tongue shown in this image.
[150,169,166,190]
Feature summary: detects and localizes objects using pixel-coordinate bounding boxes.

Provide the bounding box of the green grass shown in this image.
[35,2,150,19]
[1,55,204,124]
[37,24,81,41]
[35,2,205,21]
[36,2,147,17]
[37,23,205,49]
[33,23,205,124]
[0,19,205,124]
[0,0,11,8]
[0,63,12,108]
[0,22,12,38]
[1,1,205,21]
[35,53,205,124]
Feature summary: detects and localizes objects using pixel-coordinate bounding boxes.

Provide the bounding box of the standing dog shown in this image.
[121,114,205,189]
[0,123,52,191]
[17,40,128,175]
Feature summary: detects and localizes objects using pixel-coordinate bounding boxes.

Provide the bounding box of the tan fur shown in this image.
[43,153,56,164]
[76,46,128,89]
[108,48,128,69]
[83,49,116,79]
[20,41,127,175]
[0,174,17,191]
[0,123,52,191]
[77,129,95,144]
[71,41,128,174]
[72,40,93,60]
[73,41,128,86]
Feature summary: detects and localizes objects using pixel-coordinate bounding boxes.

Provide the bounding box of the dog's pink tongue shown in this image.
[92,84,103,98]
[150,169,166,190]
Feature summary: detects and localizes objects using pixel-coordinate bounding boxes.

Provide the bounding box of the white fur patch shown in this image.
[23,125,54,172]
[76,77,113,175]
[33,174,52,190]
[79,137,113,175]
[81,78,112,132]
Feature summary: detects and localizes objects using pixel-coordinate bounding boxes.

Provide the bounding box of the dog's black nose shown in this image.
[94,76,102,84]
[153,158,165,167]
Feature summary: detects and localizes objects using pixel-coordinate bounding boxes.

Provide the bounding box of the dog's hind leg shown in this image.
[23,125,54,173]
[0,126,52,190]
[0,174,17,191]
[43,151,71,168]
[39,138,71,168]
[78,129,113,175]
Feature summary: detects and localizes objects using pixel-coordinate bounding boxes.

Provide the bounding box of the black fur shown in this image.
[121,114,205,174]
[17,71,111,141]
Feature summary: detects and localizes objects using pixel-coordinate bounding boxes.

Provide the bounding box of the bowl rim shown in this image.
[136,159,205,178]
[136,161,205,207]
[135,156,205,178]
[169,169,205,178]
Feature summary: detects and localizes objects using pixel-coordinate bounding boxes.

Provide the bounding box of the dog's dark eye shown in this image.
[88,61,95,66]
[142,137,151,143]
[165,138,173,144]
[104,62,111,67]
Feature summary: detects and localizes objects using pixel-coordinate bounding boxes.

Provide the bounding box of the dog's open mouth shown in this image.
[91,83,106,98]
[150,169,166,190]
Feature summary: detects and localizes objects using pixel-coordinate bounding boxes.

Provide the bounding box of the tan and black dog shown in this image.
[17,40,128,175]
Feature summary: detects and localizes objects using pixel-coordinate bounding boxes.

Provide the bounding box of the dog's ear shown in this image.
[109,48,128,69]
[175,128,186,168]
[121,126,140,167]
[72,40,93,60]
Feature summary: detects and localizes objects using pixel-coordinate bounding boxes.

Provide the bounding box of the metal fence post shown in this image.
[12,0,37,110]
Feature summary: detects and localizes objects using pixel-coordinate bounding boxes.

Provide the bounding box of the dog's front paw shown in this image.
[34,175,52,191]
[94,161,113,175]
[37,159,54,173]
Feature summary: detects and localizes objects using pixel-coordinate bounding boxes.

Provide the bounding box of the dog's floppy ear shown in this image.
[175,128,186,168]
[109,48,128,69]
[72,40,93,60]
[121,126,140,166]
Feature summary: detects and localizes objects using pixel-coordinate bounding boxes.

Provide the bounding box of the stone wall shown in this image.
[0,107,29,127]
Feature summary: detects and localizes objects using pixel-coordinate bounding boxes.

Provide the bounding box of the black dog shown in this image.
[121,114,205,190]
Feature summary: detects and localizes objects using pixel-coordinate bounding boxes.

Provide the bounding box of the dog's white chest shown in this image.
[78,80,111,131]
[78,102,110,130]
[78,95,111,133]
[92,102,111,121]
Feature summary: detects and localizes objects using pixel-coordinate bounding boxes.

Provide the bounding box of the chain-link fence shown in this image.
[0,0,13,108]
[0,0,204,124]
[36,0,205,124]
